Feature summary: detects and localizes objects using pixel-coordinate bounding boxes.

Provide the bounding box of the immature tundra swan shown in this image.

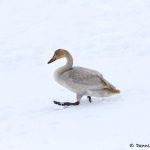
[48,49,120,106]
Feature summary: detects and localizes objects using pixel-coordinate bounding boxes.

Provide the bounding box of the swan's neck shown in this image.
[64,52,73,70]
[54,52,73,79]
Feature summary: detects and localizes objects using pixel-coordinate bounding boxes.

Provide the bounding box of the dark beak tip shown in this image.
[47,59,54,64]
[47,61,51,64]
[47,58,56,64]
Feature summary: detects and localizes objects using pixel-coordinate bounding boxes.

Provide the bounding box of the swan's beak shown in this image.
[47,56,56,64]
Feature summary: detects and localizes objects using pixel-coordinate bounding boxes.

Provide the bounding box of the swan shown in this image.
[48,49,120,106]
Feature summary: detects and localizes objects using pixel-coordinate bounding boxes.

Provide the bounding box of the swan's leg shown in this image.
[87,96,92,103]
[76,94,83,103]
[53,94,83,106]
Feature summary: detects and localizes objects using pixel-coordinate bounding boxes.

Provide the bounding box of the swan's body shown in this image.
[48,49,120,106]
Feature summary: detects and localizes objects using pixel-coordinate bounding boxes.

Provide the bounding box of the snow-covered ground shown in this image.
[0,0,150,150]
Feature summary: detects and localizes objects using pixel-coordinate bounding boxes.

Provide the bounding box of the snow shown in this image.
[0,0,150,150]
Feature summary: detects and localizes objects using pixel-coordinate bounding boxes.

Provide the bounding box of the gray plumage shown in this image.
[48,49,120,104]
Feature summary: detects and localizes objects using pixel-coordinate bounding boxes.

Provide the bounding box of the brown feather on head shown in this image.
[47,49,66,64]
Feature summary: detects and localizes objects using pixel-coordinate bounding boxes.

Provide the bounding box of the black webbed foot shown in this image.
[87,96,92,103]
[53,101,80,106]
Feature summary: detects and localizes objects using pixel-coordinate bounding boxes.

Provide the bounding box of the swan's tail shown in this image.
[105,86,120,94]
[112,88,120,93]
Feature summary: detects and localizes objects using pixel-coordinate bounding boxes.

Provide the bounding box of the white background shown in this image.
[0,0,150,150]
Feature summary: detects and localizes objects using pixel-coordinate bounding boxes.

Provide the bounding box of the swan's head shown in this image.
[47,49,67,64]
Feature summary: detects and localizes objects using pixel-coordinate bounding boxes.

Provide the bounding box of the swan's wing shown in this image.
[65,67,115,90]
[100,75,116,89]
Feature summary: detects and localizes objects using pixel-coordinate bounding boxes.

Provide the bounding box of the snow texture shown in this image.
[0,0,150,150]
